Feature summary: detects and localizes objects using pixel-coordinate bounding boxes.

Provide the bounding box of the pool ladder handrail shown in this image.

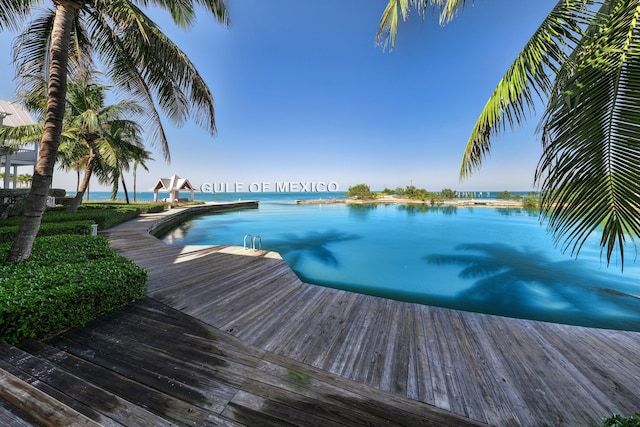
[243,234,262,251]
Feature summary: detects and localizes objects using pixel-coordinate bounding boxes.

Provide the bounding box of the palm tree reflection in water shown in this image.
[426,243,640,328]
[268,230,361,268]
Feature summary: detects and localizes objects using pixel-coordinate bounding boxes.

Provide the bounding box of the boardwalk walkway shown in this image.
[2,203,640,426]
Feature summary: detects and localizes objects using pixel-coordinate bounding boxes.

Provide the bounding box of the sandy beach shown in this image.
[295,195,525,207]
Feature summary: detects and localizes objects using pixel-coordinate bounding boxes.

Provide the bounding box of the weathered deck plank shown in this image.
[3,204,639,426]
[0,297,484,427]
[117,206,640,426]
[95,206,640,426]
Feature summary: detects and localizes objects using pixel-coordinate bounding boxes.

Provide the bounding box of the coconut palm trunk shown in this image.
[133,163,137,202]
[67,140,98,213]
[7,3,77,262]
[120,166,130,204]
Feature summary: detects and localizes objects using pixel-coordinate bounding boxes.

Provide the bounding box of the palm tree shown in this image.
[17,173,32,187]
[2,0,229,262]
[57,135,89,192]
[100,123,152,203]
[62,76,145,212]
[0,76,148,211]
[376,0,640,267]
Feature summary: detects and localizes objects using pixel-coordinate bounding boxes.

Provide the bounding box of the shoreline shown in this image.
[295,195,525,207]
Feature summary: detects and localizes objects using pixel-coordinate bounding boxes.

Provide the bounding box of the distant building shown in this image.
[0,100,38,189]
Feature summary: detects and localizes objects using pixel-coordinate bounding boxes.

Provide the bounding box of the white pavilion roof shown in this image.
[152,174,195,192]
[0,100,38,170]
[0,100,37,127]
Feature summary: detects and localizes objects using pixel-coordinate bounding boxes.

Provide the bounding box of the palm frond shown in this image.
[537,0,640,266]
[13,9,94,117]
[375,0,471,51]
[459,0,594,179]
[0,124,44,146]
[13,11,54,110]
[0,0,34,31]
[87,0,221,161]
[375,0,408,51]
[438,0,472,24]
[135,0,230,28]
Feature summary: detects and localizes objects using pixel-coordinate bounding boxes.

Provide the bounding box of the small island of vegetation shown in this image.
[297,183,541,208]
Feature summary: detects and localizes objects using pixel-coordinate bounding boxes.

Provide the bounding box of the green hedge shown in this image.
[0,220,95,243]
[602,413,640,426]
[45,208,140,230]
[48,188,66,198]
[0,235,147,343]
[0,202,165,232]
[0,189,30,219]
[0,201,185,243]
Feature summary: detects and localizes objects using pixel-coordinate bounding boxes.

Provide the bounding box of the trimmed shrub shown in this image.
[0,235,147,343]
[0,220,95,244]
[48,188,66,198]
[0,203,158,343]
[602,413,640,426]
[0,189,29,219]
[0,203,165,239]
[11,233,115,266]
[81,202,165,213]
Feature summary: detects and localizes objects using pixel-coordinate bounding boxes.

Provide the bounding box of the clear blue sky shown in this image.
[0,0,556,193]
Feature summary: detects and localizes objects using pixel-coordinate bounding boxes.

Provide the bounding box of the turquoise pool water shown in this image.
[161,198,640,331]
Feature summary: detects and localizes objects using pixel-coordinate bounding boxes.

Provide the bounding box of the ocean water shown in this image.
[152,192,640,332]
[81,190,349,203]
[79,190,531,203]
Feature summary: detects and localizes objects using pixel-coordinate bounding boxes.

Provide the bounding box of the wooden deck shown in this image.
[2,203,640,426]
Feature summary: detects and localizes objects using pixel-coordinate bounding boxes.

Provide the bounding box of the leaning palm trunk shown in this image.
[67,143,97,213]
[120,167,130,204]
[133,163,138,202]
[7,4,76,262]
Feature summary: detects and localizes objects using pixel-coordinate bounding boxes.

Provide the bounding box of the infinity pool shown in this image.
[161,200,640,331]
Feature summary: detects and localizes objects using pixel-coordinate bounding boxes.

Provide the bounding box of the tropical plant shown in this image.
[523,192,541,208]
[0,76,148,211]
[56,131,90,192]
[429,192,445,204]
[601,413,640,427]
[347,183,373,199]
[382,187,396,195]
[63,76,146,212]
[496,190,514,201]
[376,0,640,267]
[403,185,418,199]
[102,126,152,203]
[2,0,230,262]
[441,188,456,199]
[17,173,32,187]
[415,188,429,201]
